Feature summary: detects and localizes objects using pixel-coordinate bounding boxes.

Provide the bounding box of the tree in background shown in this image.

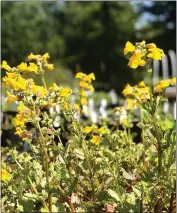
[2,1,176,93]
[137,1,176,52]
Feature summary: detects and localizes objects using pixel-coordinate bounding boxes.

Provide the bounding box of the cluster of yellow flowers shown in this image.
[83,125,107,145]
[122,81,150,107]
[124,41,165,69]
[154,77,176,93]
[75,72,95,105]
[28,53,54,71]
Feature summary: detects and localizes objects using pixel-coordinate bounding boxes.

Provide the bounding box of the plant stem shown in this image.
[41,74,47,89]
[152,115,162,176]
[37,121,52,212]
[168,183,176,213]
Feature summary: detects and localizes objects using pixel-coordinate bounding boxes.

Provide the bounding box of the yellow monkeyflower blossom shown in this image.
[124,41,135,55]
[1,61,11,71]
[15,127,24,135]
[84,126,92,134]
[146,43,156,49]
[147,48,165,60]
[126,98,135,110]
[75,72,86,79]
[2,169,11,181]
[170,77,176,86]
[80,81,89,88]
[88,73,95,80]
[154,84,163,93]
[45,64,54,71]
[128,54,146,69]
[80,90,86,96]
[42,53,50,62]
[122,84,134,96]
[28,53,41,60]
[97,127,106,134]
[87,85,94,91]
[17,62,28,71]
[81,97,87,105]
[138,81,146,88]
[90,135,101,145]
[27,63,38,74]
[49,83,59,91]
[13,114,26,128]
[159,80,170,89]
[31,85,48,98]
[60,88,72,97]
[6,91,18,104]
[17,102,30,114]
[74,104,80,110]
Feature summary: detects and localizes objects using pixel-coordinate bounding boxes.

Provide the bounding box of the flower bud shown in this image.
[146,43,156,49]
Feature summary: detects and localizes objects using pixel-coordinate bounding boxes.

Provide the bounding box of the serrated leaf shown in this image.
[107,189,120,202]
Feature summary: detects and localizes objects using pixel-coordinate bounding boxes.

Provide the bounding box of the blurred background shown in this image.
[1,1,176,148]
[2,1,176,91]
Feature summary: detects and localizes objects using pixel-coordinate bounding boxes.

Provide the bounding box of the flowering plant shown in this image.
[1,42,176,213]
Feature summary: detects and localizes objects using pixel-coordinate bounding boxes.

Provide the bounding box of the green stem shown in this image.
[37,121,52,212]
[152,115,162,177]
[72,115,95,199]
[41,74,47,89]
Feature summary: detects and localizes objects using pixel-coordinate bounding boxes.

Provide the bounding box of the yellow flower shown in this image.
[147,48,165,60]
[46,64,54,71]
[2,169,11,181]
[90,135,101,145]
[124,41,135,55]
[146,43,156,49]
[84,126,92,134]
[1,61,11,71]
[75,72,86,79]
[154,84,163,93]
[16,76,27,90]
[42,53,50,62]
[88,73,95,80]
[60,88,72,97]
[49,83,59,91]
[138,81,146,88]
[6,72,18,79]
[27,63,38,73]
[6,91,18,104]
[80,81,88,88]
[128,54,146,69]
[81,97,87,105]
[87,85,94,91]
[80,90,86,96]
[126,98,135,110]
[31,85,48,98]
[122,84,134,96]
[159,80,170,89]
[13,114,26,128]
[17,102,30,114]
[97,127,106,134]
[17,62,28,71]
[15,127,24,135]
[170,77,176,86]
[74,104,80,110]
[28,53,41,60]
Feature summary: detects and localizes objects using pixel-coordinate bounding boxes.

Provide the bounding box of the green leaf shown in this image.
[132,186,141,198]
[107,189,120,202]
[121,168,134,180]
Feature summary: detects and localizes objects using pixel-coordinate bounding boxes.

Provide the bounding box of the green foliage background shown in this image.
[1,1,176,92]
